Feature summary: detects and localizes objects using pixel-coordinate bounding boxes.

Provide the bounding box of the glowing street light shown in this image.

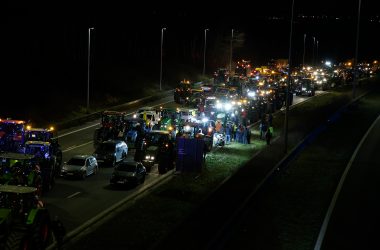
[160,27,166,91]
[229,29,234,74]
[87,27,94,112]
[203,28,209,76]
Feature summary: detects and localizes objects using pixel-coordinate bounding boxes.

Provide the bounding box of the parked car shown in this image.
[61,155,98,179]
[93,140,128,167]
[110,160,146,186]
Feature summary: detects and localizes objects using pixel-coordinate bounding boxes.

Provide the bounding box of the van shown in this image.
[93,140,128,167]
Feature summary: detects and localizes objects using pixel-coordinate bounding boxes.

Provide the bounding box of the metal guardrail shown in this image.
[56,89,173,130]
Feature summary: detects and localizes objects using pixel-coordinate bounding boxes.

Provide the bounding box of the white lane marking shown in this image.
[57,100,173,138]
[58,124,100,138]
[314,114,380,250]
[63,141,94,152]
[67,192,81,199]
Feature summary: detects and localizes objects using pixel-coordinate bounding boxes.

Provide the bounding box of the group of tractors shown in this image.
[0,118,63,194]
[0,118,62,249]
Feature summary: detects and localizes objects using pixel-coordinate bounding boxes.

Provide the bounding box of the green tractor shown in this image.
[0,185,53,250]
[0,153,45,195]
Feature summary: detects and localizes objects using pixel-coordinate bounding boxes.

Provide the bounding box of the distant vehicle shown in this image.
[0,119,28,152]
[142,130,174,173]
[110,160,146,186]
[93,140,128,167]
[213,68,229,84]
[61,155,98,179]
[295,78,315,97]
[93,111,128,148]
[174,80,193,104]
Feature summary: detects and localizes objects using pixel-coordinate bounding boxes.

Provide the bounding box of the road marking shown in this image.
[314,114,380,250]
[67,192,81,199]
[63,141,94,152]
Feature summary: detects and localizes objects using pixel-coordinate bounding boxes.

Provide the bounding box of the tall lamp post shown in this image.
[316,40,319,66]
[160,27,166,91]
[284,0,295,154]
[203,28,209,76]
[229,29,234,74]
[87,27,94,112]
[353,0,361,99]
[302,34,306,67]
[312,36,316,66]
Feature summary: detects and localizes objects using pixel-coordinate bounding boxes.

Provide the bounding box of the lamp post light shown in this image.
[312,36,316,66]
[87,27,94,112]
[229,29,234,74]
[160,27,166,91]
[316,40,319,66]
[284,0,295,154]
[203,28,209,76]
[353,0,362,99]
[302,34,306,67]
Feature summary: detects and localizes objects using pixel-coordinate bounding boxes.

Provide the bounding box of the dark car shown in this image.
[110,160,146,186]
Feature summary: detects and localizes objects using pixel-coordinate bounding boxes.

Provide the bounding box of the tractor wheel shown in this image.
[29,212,52,250]
[4,229,28,250]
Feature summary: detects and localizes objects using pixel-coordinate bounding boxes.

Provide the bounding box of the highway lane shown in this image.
[317,115,380,250]
[43,91,324,233]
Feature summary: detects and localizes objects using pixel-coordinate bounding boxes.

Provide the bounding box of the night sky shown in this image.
[3,1,380,124]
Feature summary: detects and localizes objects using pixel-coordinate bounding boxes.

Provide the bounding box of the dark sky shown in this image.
[3,0,380,122]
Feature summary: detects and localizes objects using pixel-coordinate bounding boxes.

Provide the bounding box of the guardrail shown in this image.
[56,89,173,130]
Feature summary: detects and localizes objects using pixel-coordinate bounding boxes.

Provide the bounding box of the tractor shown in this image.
[0,152,55,194]
[93,111,128,148]
[0,119,28,153]
[0,185,53,250]
[24,126,63,177]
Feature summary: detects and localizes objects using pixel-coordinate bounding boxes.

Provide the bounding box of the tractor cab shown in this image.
[0,119,28,152]
[0,185,52,249]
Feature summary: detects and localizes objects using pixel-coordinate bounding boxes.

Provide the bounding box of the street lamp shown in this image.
[316,40,319,66]
[302,34,306,67]
[229,29,234,74]
[87,27,94,112]
[160,27,166,91]
[203,28,209,76]
[284,0,295,154]
[353,0,362,99]
[312,36,316,66]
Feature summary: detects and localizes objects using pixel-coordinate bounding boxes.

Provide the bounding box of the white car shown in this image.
[61,155,99,179]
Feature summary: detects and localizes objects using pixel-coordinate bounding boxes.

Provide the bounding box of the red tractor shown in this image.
[93,111,128,148]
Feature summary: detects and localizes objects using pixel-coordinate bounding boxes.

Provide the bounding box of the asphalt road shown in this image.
[42,92,317,239]
[319,115,380,250]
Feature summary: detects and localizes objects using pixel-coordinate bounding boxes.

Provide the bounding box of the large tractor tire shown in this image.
[28,211,52,250]
[4,229,28,250]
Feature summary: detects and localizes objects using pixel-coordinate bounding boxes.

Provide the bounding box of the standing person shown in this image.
[265,125,273,145]
[247,126,251,144]
[242,126,248,144]
[259,117,267,140]
[51,216,66,250]
[267,112,273,127]
[225,123,231,145]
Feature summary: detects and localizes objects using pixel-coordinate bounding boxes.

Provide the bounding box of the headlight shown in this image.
[145,155,150,160]
[150,156,155,160]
